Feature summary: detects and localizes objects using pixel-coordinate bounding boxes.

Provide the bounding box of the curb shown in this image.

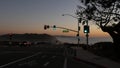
[73,57,107,68]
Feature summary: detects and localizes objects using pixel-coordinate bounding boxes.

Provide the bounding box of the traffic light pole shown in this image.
[86,21,89,45]
[44,25,78,32]
[62,14,81,47]
[86,33,89,45]
[77,19,80,47]
[56,27,78,32]
[44,24,80,47]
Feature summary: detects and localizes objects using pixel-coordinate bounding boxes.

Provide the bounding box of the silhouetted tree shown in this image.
[77,0,120,54]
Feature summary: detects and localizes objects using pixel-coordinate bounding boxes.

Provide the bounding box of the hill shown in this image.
[0,33,58,44]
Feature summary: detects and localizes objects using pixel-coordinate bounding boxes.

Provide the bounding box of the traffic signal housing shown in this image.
[53,25,56,28]
[84,25,89,33]
[44,25,50,30]
[53,25,56,30]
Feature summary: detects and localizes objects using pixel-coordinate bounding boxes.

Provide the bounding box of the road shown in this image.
[0,45,102,68]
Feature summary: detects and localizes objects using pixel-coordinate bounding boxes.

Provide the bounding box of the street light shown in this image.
[62,14,81,47]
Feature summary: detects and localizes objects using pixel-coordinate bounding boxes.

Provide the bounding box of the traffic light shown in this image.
[84,25,89,33]
[44,25,47,30]
[53,25,56,28]
[53,25,56,30]
[44,25,50,30]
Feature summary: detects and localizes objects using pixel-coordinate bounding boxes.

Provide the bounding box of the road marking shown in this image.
[63,58,67,68]
[43,62,50,67]
[0,52,42,68]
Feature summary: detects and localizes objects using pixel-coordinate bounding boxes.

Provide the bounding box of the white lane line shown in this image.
[0,52,42,68]
[43,62,50,67]
[63,58,67,68]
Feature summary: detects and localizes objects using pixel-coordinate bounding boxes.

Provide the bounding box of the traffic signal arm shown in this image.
[44,25,78,33]
[57,27,78,32]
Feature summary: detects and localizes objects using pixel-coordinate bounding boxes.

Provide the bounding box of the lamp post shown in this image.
[62,14,81,47]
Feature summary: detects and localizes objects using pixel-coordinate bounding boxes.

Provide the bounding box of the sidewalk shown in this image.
[72,47,120,68]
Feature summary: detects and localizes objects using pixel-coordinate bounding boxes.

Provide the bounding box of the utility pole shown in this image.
[77,18,81,47]
[62,14,81,47]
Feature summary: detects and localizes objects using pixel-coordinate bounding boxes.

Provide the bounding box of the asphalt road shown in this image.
[0,45,102,68]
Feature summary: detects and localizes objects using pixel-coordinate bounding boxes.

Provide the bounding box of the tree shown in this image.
[77,0,120,55]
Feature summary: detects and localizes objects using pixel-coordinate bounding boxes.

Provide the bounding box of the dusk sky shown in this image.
[0,0,111,38]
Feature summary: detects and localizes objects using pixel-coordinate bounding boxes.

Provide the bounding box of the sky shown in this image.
[0,0,111,38]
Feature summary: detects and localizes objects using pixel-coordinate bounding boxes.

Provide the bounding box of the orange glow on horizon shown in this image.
[43,28,111,38]
[0,24,111,38]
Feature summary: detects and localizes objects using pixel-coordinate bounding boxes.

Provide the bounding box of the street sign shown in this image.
[63,29,69,33]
